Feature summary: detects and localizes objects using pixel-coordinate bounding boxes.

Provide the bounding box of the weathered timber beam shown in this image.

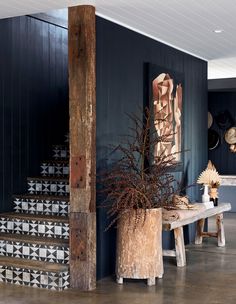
[69,5,96,290]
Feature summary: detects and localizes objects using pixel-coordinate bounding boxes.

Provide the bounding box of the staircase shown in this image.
[0,136,70,290]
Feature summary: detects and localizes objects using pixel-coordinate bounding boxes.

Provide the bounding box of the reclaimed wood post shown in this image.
[68,5,96,290]
[174,227,186,267]
[195,218,205,245]
[216,213,225,247]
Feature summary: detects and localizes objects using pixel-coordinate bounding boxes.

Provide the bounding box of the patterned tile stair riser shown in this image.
[27,178,69,196]
[0,215,69,239]
[41,161,69,177]
[0,238,69,264]
[52,145,69,160]
[0,134,71,290]
[0,264,69,290]
[13,196,70,216]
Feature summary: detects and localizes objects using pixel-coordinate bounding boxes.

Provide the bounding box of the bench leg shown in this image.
[174,227,186,267]
[195,218,205,245]
[216,213,225,247]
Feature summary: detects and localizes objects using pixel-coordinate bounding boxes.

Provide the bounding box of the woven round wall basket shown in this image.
[225,127,236,145]
[208,112,213,129]
[208,129,220,150]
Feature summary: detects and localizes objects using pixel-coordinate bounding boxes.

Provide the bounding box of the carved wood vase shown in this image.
[116,208,163,286]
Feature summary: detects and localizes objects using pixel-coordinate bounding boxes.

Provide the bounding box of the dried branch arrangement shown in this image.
[99,107,182,229]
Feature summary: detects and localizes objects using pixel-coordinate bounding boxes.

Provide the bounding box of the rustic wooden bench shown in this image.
[162,203,231,267]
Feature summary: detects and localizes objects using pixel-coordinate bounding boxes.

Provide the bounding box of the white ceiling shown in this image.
[95,0,236,80]
[0,0,94,19]
[0,0,236,79]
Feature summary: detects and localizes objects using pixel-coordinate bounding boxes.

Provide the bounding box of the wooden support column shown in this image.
[68,5,96,290]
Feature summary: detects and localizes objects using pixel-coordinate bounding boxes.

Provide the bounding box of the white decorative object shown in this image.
[197,169,221,186]
[202,185,210,203]
[202,201,214,209]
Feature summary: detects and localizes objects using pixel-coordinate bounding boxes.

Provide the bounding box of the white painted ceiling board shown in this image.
[95,0,236,79]
[0,0,95,19]
[0,0,236,79]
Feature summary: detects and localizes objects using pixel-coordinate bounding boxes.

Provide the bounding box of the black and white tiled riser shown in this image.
[52,145,69,160]
[0,241,69,264]
[0,134,71,290]
[0,217,69,239]
[28,179,69,196]
[41,161,69,177]
[0,267,69,290]
[14,197,70,216]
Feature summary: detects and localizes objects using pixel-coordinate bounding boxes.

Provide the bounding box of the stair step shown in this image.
[41,160,69,177]
[14,194,70,216]
[52,145,69,160]
[0,233,69,264]
[0,213,69,239]
[0,233,69,246]
[27,177,69,196]
[0,256,69,290]
[14,194,70,201]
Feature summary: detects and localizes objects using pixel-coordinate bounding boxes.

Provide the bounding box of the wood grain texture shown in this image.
[69,212,96,289]
[201,232,218,238]
[163,203,231,230]
[195,218,205,245]
[116,208,163,284]
[69,5,96,213]
[174,227,186,267]
[68,5,96,290]
[216,213,225,247]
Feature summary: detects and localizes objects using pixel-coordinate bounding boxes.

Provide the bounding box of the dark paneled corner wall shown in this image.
[96,17,208,279]
[208,92,236,174]
[0,16,68,212]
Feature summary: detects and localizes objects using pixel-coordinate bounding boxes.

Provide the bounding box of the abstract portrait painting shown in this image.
[146,64,184,166]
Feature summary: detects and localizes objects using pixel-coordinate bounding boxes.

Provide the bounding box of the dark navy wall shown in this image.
[208,92,236,174]
[208,92,236,212]
[96,17,208,279]
[0,16,68,212]
[0,14,207,280]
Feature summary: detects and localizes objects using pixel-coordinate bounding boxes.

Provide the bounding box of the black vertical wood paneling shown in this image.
[0,16,68,213]
[0,13,207,280]
[208,92,236,174]
[96,17,208,279]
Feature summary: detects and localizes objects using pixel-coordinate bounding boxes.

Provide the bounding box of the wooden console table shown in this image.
[162,203,231,267]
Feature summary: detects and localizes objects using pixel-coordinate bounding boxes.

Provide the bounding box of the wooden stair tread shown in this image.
[27,177,68,182]
[0,213,69,223]
[0,233,69,247]
[13,194,70,201]
[0,256,69,272]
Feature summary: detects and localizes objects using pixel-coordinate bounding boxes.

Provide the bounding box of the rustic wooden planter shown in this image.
[116,208,163,286]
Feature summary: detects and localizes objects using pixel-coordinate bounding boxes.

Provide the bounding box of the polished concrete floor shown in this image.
[0,213,236,304]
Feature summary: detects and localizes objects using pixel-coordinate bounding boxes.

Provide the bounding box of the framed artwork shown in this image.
[145,63,184,169]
